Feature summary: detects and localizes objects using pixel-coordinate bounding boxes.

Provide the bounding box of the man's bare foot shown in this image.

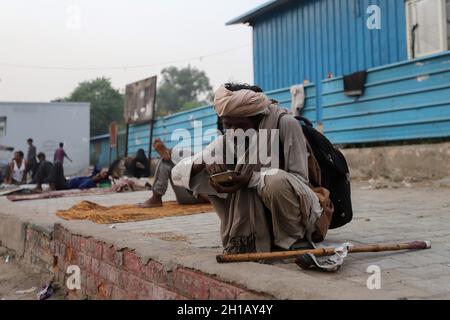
[153,139,171,161]
[138,194,163,208]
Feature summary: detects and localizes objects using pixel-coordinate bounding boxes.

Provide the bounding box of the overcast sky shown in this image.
[0,0,267,102]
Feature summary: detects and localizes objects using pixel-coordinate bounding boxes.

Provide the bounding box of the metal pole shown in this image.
[124,123,129,157]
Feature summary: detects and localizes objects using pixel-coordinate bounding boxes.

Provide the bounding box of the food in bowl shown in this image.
[210,171,239,186]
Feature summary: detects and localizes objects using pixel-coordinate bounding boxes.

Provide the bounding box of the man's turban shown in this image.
[214,85,271,117]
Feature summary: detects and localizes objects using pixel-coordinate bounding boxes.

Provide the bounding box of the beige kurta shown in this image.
[172,104,323,253]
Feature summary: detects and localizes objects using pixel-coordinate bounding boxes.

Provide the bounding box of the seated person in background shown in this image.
[124,148,150,178]
[34,152,55,191]
[139,139,209,208]
[5,151,28,185]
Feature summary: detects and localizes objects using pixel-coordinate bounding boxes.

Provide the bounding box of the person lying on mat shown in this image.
[35,162,110,191]
[171,83,334,254]
[66,168,110,190]
[138,138,209,208]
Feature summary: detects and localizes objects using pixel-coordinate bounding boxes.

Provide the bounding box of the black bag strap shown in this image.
[294,116,314,127]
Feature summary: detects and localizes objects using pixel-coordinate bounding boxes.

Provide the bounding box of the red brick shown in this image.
[79,237,88,253]
[102,244,123,267]
[53,226,63,241]
[142,260,168,286]
[83,255,92,271]
[173,268,209,299]
[138,280,186,300]
[86,238,103,259]
[96,279,113,299]
[71,235,81,251]
[123,250,142,274]
[39,233,51,248]
[111,285,137,300]
[91,258,100,275]
[58,243,66,259]
[99,263,121,285]
[61,228,72,246]
[120,273,141,293]
[25,228,33,242]
[208,283,242,300]
[85,274,97,297]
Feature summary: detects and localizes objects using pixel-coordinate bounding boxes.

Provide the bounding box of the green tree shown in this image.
[156,65,213,116]
[64,77,124,136]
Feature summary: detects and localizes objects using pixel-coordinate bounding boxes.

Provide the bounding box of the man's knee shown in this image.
[260,171,292,200]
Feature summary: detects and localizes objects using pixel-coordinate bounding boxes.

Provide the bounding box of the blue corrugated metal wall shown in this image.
[91,51,450,162]
[266,83,317,122]
[90,132,126,168]
[128,105,219,158]
[126,84,317,158]
[253,0,407,91]
[321,51,450,144]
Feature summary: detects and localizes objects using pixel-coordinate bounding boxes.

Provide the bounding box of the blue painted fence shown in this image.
[90,131,126,168]
[321,51,450,144]
[90,51,450,163]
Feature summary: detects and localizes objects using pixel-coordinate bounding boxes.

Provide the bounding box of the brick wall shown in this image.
[19,222,268,300]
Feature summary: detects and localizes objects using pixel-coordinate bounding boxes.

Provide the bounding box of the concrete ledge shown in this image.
[1,185,449,300]
[342,142,450,181]
[0,214,28,257]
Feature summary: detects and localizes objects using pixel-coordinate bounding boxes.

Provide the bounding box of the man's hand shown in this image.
[209,169,253,194]
[205,163,226,176]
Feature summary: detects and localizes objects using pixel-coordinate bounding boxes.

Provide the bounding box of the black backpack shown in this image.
[278,115,353,229]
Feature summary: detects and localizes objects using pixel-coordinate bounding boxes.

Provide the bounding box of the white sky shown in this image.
[0,0,267,102]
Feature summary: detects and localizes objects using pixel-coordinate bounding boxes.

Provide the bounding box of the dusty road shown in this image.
[0,249,63,300]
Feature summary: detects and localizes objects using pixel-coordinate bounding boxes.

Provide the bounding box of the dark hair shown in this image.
[15,150,24,158]
[224,83,263,93]
[37,152,46,159]
[59,142,64,147]
[27,138,33,143]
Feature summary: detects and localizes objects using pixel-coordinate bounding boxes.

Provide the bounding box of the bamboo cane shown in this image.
[216,240,431,263]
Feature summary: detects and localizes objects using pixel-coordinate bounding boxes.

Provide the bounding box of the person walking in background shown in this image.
[26,138,38,181]
[54,142,72,165]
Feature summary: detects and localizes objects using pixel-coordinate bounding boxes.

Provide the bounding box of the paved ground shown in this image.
[0,180,449,299]
[0,248,64,300]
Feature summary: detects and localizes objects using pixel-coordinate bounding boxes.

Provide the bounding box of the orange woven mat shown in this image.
[56,200,214,224]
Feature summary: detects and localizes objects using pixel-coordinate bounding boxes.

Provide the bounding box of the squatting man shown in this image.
[171,83,334,254]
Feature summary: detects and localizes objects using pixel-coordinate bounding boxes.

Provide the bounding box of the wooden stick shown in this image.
[216,240,431,263]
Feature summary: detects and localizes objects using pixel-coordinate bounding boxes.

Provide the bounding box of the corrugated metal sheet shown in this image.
[126,85,317,158]
[91,50,450,163]
[266,83,317,122]
[252,0,407,91]
[321,51,450,144]
[128,105,219,158]
[90,132,126,168]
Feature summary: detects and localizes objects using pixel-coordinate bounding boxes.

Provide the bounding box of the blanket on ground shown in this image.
[7,188,116,202]
[56,200,214,224]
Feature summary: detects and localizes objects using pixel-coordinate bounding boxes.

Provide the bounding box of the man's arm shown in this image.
[21,161,28,183]
[5,162,13,184]
[64,151,73,162]
[190,162,205,178]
